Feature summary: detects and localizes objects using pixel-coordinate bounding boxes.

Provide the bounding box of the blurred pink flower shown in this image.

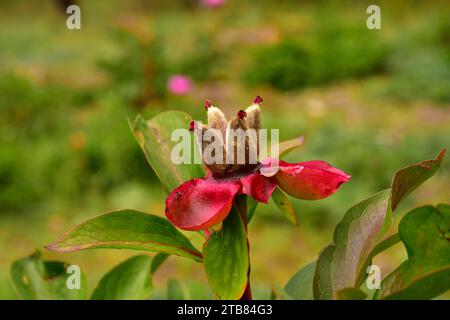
[201,0,225,8]
[167,75,193,95]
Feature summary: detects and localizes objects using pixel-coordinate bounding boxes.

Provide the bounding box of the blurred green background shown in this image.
[0,0,449,299]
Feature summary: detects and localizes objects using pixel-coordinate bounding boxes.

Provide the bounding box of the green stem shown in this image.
[235,195,252,300]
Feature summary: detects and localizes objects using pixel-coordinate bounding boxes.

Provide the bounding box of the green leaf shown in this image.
[183,281,214,300]
[390,149,446,211]
[46,210,202,262]
[129,112,205,192]
[271,186,298,226]
[335,288,367,300]
[285,262,315,300]
[203,207,249,300]
[314,190,391,300]
[91,255,152,300]
[151,253,169,274]
[377,205,450,300]
[271,284,294,300]
[267,136,304,159]
[313,150,445,300]
[356,233,401,288]
[366,234,401,261]
[167,278,185,300]
[247,197,258,223]
[10,251,87,300]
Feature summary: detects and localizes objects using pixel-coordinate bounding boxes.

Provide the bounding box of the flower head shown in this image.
[237,110,247,119]
[165,96,351,230]
[253,95,263,104]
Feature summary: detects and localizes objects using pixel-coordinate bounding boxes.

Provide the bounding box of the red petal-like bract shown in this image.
[275,160,351,200]
[240,172,277,203]
[165,177,240,230]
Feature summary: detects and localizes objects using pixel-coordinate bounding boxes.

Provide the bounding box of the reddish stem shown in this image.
[240,281,253,300]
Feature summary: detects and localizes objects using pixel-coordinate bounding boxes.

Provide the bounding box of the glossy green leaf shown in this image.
[285,262,315,300]
[167,278,185,300]
[91,255,152,300]
[313,150,445,300]
[271,186,298,226]
[377,205,450,300]
[203,207,249,300]
[129,112,204,192]
[46,210,202,262]
[11,251,87,300]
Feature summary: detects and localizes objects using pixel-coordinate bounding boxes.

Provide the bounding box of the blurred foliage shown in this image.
[97,28,168,105]
[384,14,450,103]
[244,6,450,103]
[0,0,449,300]
[0,74,154,213]
[99,26,223,107]
[244,23,387,90]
